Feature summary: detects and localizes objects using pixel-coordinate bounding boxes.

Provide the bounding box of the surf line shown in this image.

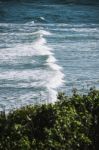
[33,29,65,103]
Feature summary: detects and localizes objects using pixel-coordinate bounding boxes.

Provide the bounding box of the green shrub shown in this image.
[0,88,99,150]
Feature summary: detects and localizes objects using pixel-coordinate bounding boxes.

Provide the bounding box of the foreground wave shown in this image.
[0,22,64,111]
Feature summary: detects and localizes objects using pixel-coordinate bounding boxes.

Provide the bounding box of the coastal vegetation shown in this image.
[0,88,99,150]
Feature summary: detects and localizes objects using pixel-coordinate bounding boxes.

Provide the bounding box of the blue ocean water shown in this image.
[0,0,99,110]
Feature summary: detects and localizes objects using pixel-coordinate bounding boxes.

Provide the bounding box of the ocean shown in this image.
[0,0,99,111]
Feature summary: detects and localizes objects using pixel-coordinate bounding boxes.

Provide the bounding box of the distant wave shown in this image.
[0,0,99,5]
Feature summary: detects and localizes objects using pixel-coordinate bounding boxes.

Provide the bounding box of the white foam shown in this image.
[46,71,64,89]
[25,21,35,26]
[46,55,56,63]
[0,37,52,59]
[0,69,49,81]
[46,89,57,103]
[46,71,65,103]
[46,55,62,71]
[32,36,53,55]
[34,36,46,45]
[49,62,62,71]
[32,30,52,36]
[40,17,45,20]
[38,30,52,35]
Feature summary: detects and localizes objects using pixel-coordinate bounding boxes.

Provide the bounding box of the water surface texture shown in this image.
[0,0,99,110]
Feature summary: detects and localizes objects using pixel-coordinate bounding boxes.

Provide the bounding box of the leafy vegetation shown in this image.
[0,88,99,150]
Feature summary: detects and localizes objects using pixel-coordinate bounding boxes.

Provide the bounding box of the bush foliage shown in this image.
[0,88,99,150]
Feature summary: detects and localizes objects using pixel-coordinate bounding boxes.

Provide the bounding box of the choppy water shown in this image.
[0,0,99,110]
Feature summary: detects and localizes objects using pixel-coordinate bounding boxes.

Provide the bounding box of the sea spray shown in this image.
[32,29,65,102]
